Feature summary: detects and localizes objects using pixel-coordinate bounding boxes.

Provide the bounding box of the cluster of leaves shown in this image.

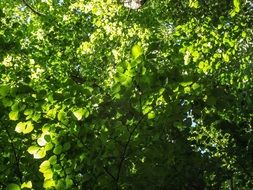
[0,0,252,189]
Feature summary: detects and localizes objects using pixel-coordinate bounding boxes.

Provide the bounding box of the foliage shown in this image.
[0,0,253,189]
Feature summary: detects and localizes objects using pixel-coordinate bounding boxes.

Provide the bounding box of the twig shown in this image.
[21,0,45,16]
[4,125,23,183]
[116,114,145,183]
[103,166,117,181]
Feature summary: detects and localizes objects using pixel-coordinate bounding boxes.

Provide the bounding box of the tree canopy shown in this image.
[0,0,253,189]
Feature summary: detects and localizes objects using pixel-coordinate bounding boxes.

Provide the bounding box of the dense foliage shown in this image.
[0,0,253,189]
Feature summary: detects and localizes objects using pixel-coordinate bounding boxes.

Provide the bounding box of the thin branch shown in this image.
[21,0,45,16]
[116,114,145,183]
[4,125,23,183]
[103,166,117,181]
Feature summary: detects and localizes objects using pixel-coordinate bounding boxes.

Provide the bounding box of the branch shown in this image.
[21,0,45,16]
[4,125,23,183]
[116,114,145,183]
[103,166,117,181]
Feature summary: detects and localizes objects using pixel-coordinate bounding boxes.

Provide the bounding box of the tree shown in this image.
[0,0,252,189]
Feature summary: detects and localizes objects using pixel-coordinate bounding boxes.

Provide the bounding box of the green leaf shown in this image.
[24,109,33,116]
[73,108,89,120]
[0,85,9,97]
[131,44,143,59]
[148,111,156,119]
[192,83,200,90]
[57,109,67,121]
[49,155,57,165]
[53,145,62,155]
[9,111,19,121]
[6,183,20,190]
[47,108,57,119]
[2,98,12,107]
[222,53,230,63]
[39,160,51,173]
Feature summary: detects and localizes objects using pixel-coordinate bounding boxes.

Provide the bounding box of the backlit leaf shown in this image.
[9,111,19,121]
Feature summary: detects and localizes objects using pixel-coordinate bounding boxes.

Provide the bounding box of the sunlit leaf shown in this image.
[9,110,19,121]
[23,121,34,134]
[21,181,32,189]
[39,160,51,173]
[27,146,40,155]
[43,179,55,188]
[15,122,26,133]
[73,108,89,120]
[131,44,143,59]
[57,109,67,121]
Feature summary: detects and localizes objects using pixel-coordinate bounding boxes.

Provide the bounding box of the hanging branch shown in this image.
[21,0,45,16]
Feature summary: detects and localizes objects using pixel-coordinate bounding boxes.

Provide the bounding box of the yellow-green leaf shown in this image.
[57,109,67,121]
[9,111,19,121]
[21,181,32,189]
[34,148,46,159]
[148,111,156,119]
[73,108,89,120]
[43,179,55,189]
[23,121,34,134]
[39,160,51,173]
[131,44,143,59]
[15,122,26,133]
[222,53,230,62]
[27,146,40,154]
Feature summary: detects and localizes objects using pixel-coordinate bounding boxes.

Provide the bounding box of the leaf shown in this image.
[15,122,26,133]
[0,85,9,97]
[37,135,47,146]
[39,160,51,173]
[34,148,46,159]
[2,98,12,107]
[222,53,230,63]
[233,0,240,12]
[45,142,54,151]
[49,155,57,164]
[47,108,57,119]
[131,44,143,59]
[27,146,40,155]
[27,146,46,159]
[43,179,55,189]
[21,181,32,189]
[57,109,67,121]
[73,108,89,120]
[9,111,19,121]
[24,109,33,116]
[180,81,193,87]
[148,111,156,119]
[23,121,34,134]
[15,121,34,134]
[53,145,62,155]
[6,183,20,190]
[192,83,200,90]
